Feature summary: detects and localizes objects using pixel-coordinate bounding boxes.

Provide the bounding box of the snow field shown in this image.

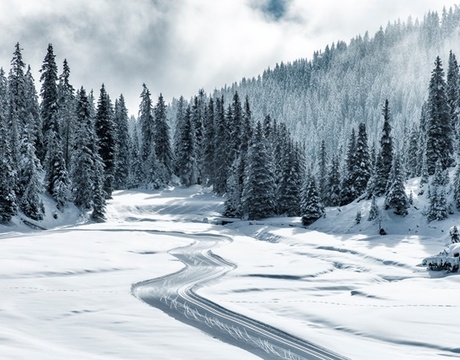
[1,185,459,359]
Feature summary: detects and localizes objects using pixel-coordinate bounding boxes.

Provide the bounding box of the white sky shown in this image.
[0,0,458,115]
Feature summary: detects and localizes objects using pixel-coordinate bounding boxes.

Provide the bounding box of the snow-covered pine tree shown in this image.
[138,84,159,187]
[325,154,341,206]
[202,97,216,186]
[300,174,324,226]
[277,140,303,216]
[128,125,143,188]
[0,100,17,222]
[426,56,453,174]
[173,96,186,175]
[95,84,116,198]
[18,125,45,220]
[384,154,409,216]
[57,59,75,169]
[241,121,276,220]
[153,93,173,185]
[354,123,371,196]
[454,164,460,210]
[8,43,26,171]
[373,99,394,196]
[113,95,130,189]
[24,66,43,164]
[368,195,379,221]
[427,159,449,221]
[406,124,420,178]
[91,155,106,222]
[176,105,198,187]
[213,96,230,194]
[40,43,59,158]
[447,51,460,153]
[72,88,105,210]
[317,139,328,203]
[340,128,356,205]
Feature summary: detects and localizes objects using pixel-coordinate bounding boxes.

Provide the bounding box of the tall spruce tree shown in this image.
[214,96,230,194]
[57,59,75,169]
[241,121,276,220]
[427,160,449,221]
[176,106,198,186]
[153,93,173,184]
[426,56,453,174]
[340,128,357,205]
[203,97,216,186]
[72,88,106,211]
[113,95,130,189]
[95,84,116,198]
[300,174,324,226]
[8,43,26,170]
[18,125,45,220]
[447,51,460,154]
[384,154,409,216]
[139,84,159,187]
[326,154,341,206]
[373,99,394,196]
[354,123,371,196]
[0,101,17,222]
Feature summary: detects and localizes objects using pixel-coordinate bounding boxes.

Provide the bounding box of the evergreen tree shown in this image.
[406,124,420,178]
[427,160,449,221]
[128,126,143,188]
[447,51,460,153]
[95,84,116,198]
[91,157,106,222]
[113,95,130,189]
[277,141,303,216]
[317,139,328,202]
[57,59,75,169]
[368,195,379,221]
[203,97,216,186]
[40,43,59,155]
[384,154,409,216]
[18,125,45,220]
[213,96,230,194]
[176,106,198,186]
[300,174,324,226]
[453,164,460,210]
[326,154,341,206]
[8,43,26,170]
[24,66,43,163]
[354,123,371,196]
[340,128,357,205]
[153,93,173,184]
[139,84,158,187]
[373,99,394,196]
[72,88,106,212]
[241,121,276,220]
[426,56,453,174]
[0,102,17,222]
[173,96,186,175]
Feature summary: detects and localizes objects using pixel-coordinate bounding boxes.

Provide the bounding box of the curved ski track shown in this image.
[132,232,349,360]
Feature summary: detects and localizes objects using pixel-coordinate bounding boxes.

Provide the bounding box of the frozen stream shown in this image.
[132,232,348,360]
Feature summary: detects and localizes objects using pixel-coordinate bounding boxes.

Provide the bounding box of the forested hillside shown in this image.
[197,7,460,160]
[3,6,460,227]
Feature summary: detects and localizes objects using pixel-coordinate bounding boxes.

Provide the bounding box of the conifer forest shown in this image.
[3,7,460,226]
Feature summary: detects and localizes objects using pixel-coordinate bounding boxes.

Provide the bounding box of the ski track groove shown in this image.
[131,230,349,360]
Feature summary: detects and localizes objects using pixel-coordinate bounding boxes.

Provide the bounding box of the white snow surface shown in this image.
[0,183,459,359]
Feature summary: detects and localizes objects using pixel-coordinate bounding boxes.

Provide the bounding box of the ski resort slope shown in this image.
[0,185,459,359]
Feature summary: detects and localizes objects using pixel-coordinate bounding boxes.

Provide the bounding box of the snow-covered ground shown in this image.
[0,184,459,359]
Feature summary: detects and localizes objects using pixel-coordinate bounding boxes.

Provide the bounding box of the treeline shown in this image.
[0,43,308,223]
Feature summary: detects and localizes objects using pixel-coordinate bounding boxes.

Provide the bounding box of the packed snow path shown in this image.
[132,232,348,360]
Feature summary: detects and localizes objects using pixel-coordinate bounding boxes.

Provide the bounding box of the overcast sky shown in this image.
[0,0,458,115]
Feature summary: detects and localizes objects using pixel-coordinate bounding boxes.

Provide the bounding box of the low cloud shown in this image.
[0,0,457,114]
